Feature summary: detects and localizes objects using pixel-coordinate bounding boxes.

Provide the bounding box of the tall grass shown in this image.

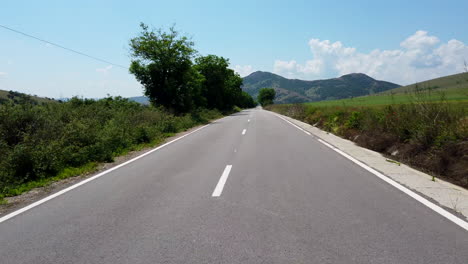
[0,97,223,197]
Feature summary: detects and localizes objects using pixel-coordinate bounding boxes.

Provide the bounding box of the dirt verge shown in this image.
[341,129,466,188]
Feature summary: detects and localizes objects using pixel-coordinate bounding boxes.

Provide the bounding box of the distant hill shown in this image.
[128,96,150,105]
[55,96,150,104]
[0,89,57,104]
[301,72,468,108]
[381,72,468,94]
[242,71,400,104]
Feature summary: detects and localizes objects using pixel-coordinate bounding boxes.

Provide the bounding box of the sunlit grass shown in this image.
[304,87,468,107]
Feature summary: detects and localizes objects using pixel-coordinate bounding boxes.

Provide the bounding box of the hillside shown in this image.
[382,72,468,94]
[241,71,400,104]
[0,90,56,104]
[304,72,468,107]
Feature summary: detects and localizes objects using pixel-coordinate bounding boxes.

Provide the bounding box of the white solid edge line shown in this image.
[0,123,212,224]
[316,138,468,231]
[275,114,311,135]
[274,112,468,231]
[212,165,233,197]
[242,129,247,135]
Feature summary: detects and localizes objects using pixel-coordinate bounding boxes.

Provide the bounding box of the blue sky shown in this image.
[1,0,467,98]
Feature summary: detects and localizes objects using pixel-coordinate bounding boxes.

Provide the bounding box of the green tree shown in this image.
[257,88,276,106]
[194,55,244,110]
[238,91,256,108]
[129,23,202,113]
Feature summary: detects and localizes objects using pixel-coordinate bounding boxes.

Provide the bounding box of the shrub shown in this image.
[345,111,362,129]
[0,97,222,196]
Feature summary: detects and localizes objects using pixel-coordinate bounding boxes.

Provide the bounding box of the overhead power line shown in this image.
[0,24,128,69]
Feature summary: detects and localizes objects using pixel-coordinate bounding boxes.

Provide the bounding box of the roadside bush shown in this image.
[0,97,223,196]
[345,111,362,129]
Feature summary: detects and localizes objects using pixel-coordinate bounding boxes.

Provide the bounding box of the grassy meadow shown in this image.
[305,87,468,107]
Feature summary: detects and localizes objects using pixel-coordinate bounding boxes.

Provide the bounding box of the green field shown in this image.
[303,72,468,107]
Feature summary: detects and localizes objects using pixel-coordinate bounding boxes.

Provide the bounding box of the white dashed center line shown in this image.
[212,165,233,197]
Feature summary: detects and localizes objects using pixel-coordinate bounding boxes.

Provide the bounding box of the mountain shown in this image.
[128,96,150,105]
[242,71,400,104]
[289,72,468,108]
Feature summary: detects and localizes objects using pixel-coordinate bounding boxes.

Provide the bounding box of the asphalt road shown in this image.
[0,109,467,264]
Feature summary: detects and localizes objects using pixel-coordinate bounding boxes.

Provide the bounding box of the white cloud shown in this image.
[274,59,324,78]
[274,60,297,72]
[400,30,439,50]
[274,60,297,77]
[232,65,254,77]
[96,65,113,74]
[273,31,468,85]
[297,59,323,75]
[0,72,7,77]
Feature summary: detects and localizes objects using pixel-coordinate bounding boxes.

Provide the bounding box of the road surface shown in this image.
[0,109,467,263]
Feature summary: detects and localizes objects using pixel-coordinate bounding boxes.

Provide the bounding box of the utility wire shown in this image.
[0,24,128,69]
